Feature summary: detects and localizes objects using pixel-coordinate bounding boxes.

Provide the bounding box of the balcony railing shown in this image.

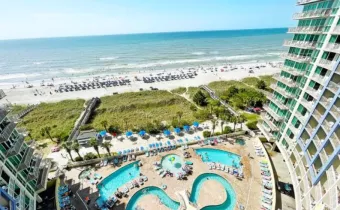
[262,117,280,131]
[332,26,340,34]
[281,53,312,63]
[274,87,296,99]
[280,65,305,77]
[305,124,315,136]
[297,0,324,5]
[266,94,289,110]
[263,105,284,121]
[288,26,324,34]
[320,96,333,108]
[318,59,337,70]
[6,135,24,157]
[301,99,315,112]
[328,81,339,93]
[305,86,322,99]
[293,8,331,19]
[283,40,317,49]
[295,111,308,124]
[273,74,299,87]
[257,122,276,142]
[325,43,340,54]
[330,133,340,149]
[0,110,8,123]
[0,122,16,143]
[330,105,340,117]
[310,73,328,84]
[17,147,34,171]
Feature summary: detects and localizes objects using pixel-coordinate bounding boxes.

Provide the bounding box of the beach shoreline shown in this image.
[0,61,281,105]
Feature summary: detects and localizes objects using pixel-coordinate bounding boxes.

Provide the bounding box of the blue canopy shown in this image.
[174,127,181,134]
[99,130,107,137]
[140,146,144,151]
[193,121,199,127]
[163,130,171,136]
[183,125,190,131]
[126,131,133,137]
[139,130,146,136]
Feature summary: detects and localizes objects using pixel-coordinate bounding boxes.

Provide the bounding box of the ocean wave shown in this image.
[33,62,45,65]
[63,68,96,74]
[0,73,42,81]
[191,52,205,55]
[209,51,219,55]
[267,52,282,56]
[99,56,119,61]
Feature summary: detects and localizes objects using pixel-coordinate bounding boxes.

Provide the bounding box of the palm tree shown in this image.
[62,142,73,161]
[220,120,225,134]
[239,114,246,130]
[176,111,183,123]
[230,116,238,132]
[101,120,108,130]
[211,118,217,135]
[89,138,100,158]
[101,142,112,156]
[40,126,57,143]
[71,141,82,159]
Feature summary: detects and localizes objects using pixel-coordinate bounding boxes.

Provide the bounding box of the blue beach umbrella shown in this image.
[140,146,144,151]
[163,130,171,136]
[174,127,181,134]
[99,130,107,137]
[126,131,133,137]
[139,130,146,136]
[118,151,122,155]
[155,143,160,148]
[149,144,153,148]
[193,122,199,127]
[159,142,163,147]
[183,125,190,132]
[167,141,171,145]
[123,150,127,154]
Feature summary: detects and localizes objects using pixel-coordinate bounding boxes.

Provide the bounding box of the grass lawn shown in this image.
[171,87,187,95]
[242,112,260,122]
[90,90,197,130]
[208,80,247,96]
[18,99,85,141]
[241,77,260,87]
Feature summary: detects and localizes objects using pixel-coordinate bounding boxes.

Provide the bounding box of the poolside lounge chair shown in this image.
[121,185,129,194]
[128,155,131,161]
[146,152,150,157]
[185,161,193,165]
[161,171,167,178]
[262,198,272,205]
[127,182,134,189]
[141,176,148,182]
[262,176,271,181]
[263,193,272,199]
[158,169,164,175]
[103,159,108,166]
[90,178,98,185]
[220,165,225,171]
[94,173,102,180]
[262,188,272,195]
[154,166,162,171]
[261,202,272,210]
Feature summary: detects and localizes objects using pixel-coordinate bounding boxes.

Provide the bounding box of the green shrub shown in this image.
[75,156,83,162]
[223,126,233,134]
[190,104,197,111]
[84,152,97,160]
[80,124,94,131]
[214,132,222,136]
[203,131,211,138]
[246,120,258,130]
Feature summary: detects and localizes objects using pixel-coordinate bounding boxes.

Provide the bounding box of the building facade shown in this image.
[258,0,340,209]
[0,109,51,210]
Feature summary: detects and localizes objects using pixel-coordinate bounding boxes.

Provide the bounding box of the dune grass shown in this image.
[259,75,275,87]
[171,87,187,95]
[90,90,197,131]
[187,87,200,99]
[8,105,28,116]
[208,80,247,96]
[18,100,85,141]
[241,77,261,87]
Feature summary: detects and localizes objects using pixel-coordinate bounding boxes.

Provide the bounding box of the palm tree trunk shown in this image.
[68,152,74,161]
[106,148,111,156]
[77,152,81,158]
[233,123,236,132]
[96,150,101,158]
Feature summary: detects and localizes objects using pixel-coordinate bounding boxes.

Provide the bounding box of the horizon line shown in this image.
[0,26,289,41]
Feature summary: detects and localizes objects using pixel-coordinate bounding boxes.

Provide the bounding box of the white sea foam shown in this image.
[191,52,205,55]
[0,73,41,81]
[99,56,119,61]
[63,68,96,74]
[33,62,44,65]
[267,52,282,56]
[209,51,219,55]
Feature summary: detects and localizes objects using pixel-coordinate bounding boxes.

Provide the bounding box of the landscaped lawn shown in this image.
[242,112,260,122]
[90,90,197,131]
[18,99,85,141]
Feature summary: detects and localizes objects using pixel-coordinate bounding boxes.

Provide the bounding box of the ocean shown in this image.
[0,28,290,84]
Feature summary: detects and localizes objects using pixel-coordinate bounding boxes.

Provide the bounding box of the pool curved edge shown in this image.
[126,186,180,210]
[99,160,140,185]
[189,173,237,210]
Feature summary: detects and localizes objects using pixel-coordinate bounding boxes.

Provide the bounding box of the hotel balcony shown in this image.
[27,154,43,181]
[0,122,16,143]
[305,123,315,136]
[273,74,299,87]
[263,105,284,122]
[319,96,333,108]
[36,159,52,192]
[266,94,289,110]
[327,81,339,93]
[297,0,324,5]
[293,8,331,20]
[5,135,24,157]
[283,40,317,49]
[0,110,8,122]
[289,125,301,136]
[295,111,308,124]
[325,42,340,54]
[261,115,280,131]
[288,26,324,34]
[310,73,328,85]
[301,98,315,112]
[257,121,276,142]
[332,26,340,34]
[280,64,305,76]
[318,59,337,70]
[305,86,322,99]
[329,133,340,149]
[273,86,296,99]
[280,53,312,63]
[17,147,34,171]
[330,105,340,117]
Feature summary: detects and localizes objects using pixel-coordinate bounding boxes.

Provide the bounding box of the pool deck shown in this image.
[62,135,268,210]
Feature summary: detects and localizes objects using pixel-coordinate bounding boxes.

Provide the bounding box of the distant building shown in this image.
[258,1,340,209]
[76,130,98,146]
[0,109,51,210]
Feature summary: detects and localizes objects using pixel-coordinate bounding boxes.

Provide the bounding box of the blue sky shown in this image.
[0,0,298,40]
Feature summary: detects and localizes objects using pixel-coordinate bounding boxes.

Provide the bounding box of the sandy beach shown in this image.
[0,61,281,105]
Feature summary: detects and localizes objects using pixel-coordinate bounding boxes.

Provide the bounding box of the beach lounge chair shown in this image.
[261,202,272,210]
[94,173,102,180]
[262,188,272,195]
[158,169,164,175]
[127,182,134,189]
[154,166,162,171]
[142,176,148,182]
[263,193,272,199]
[103,159,108,166]
[262,175,271,181]
[262,198,272,205]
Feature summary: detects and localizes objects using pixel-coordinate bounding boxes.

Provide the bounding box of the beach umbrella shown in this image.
[159,142,163,147]
[99,130,107,137]
[155,143,160,148]
[123,150,127,154]
[183,125,190,132]
[149,144,153,148]
[174,127,181,134]
[167,141,171,145]
[139,130,146,136]
[140,146,144,151]
[193,122,199,127]
[126,131,133,137]
[127,149,131,153]
[118,151,122,155]
[163,130,171,137]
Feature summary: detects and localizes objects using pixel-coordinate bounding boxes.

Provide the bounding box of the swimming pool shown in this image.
[161,154,185,174]
[195,148,241,168]
[126,186,180,210]
[189,173,236,210]
[97,161,140,207]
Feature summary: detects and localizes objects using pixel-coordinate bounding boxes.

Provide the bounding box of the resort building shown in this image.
[258,0,340,209]
[0,108,51,210]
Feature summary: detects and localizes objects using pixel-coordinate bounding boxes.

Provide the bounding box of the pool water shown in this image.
[161,154,185,174]
[126,186,180,210]
[236,139,245,146]
[97,161,140,206]
[189,173,236,210]
[195,148,241,168]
